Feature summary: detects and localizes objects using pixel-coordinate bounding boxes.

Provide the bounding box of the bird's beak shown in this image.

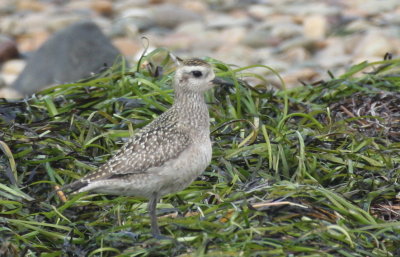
[211,77,234,87]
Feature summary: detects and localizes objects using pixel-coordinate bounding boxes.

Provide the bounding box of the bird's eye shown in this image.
[191,70,203,78]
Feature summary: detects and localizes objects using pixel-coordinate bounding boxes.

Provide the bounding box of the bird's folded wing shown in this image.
[79,127,191,182]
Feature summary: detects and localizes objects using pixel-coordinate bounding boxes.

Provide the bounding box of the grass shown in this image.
[0,49,399,256]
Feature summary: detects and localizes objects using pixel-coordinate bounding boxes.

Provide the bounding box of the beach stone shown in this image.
[248,5,274,20]
[182,1,208,13]
[0,0,17,14]
[175,21,205,34]
[278,37,311,52]
[151,4,202,29]
[242,28,272,48]
[0,36,19,63]
[0,75,5,89]
[114,0,150,12]
[359,0,400,15]
[282,47,310,63]
[64,0,92,11]
[303,15,328,40]
[353,30,394,59]
[219,27,247,45]
[2,13,49,36]
[271,23,303,39]
[16,30,50,52]
[315,37,351,68]
[112,37,141,56]
[0,87,22,98]
[47,15,88,32]
[345,18,373,32]
[2,74,18,86]
[2,60,25,76]
[120,8,155,31]
[92,0,114,16]
[284,2,340,16]
[250,48,273,63]
[282,67,320,88]
[17,0,46,12]
[216,45,254,66]
[206,13,251,29]
[11,21,124,95]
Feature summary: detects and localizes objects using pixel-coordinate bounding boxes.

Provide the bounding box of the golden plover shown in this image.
[63,58,223,238]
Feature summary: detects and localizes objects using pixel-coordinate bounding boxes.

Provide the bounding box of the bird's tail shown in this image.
[51,179,88,202]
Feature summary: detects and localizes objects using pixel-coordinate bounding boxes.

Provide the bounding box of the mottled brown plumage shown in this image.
[63,58,220,238]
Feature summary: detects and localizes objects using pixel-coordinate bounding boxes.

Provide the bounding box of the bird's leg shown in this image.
[148,192,161,238]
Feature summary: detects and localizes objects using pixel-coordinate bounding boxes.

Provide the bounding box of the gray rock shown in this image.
[120,8,155,31]
[12,21,124,95]
[151,4,202,29]
[206,14,251,29]
[242,28,272,48]
[0,0,16,15]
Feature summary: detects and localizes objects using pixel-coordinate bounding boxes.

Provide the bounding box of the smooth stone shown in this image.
[16,30,50,52]
[282,2,340,16]
[12,21,124,95]
[241,28,272,48]
[271,22,303,39]
[248,5,274,20]
[112,37,141,56]
[0,36,19,63]
[303,15,328,40]
[353,30,395,59]
[206,14,251,29]
[2,59,26,75]
[315,37,351,68]
[92,0,114,16]
[120,8,155,31]
[0,87,22,98]
[151,4,202,29]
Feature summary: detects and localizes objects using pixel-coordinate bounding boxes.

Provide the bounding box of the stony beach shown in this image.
[1,0,400,97]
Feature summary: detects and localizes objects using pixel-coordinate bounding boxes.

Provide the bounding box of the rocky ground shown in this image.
[1,0,400,98]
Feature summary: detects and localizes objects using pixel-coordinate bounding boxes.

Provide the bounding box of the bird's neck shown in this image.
[173,90,209,127]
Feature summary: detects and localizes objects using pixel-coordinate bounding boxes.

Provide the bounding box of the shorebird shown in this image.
[63,58,223,238]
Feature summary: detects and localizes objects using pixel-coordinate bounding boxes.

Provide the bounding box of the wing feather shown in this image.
[79,125,191,182]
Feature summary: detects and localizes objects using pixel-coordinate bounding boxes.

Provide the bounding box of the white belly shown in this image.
[157,139,212,195]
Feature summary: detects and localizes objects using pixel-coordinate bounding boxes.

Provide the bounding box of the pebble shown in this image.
[248,5,274,20]
[2,59,25,76]
[315,37,351,68]
[0,0,17,15]
[17,31,50,52]
[357,0,400,15]
[0,87,22,98]
[17,0,46,12]
[242,28,273,48]
[282,67,321,87]
[271,22,303,39]
[206,13,251,29]
[112,37,141,56]
[182,1,208,13]
[353,30,395,60]
[92,0,114,16]
[345,19,373,32]
[151,4,202,29]
[303,15,328,40]
[0,36,19,63]
[1,0,400,95]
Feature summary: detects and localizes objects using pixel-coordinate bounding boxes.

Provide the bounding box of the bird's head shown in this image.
[173,58,218,93]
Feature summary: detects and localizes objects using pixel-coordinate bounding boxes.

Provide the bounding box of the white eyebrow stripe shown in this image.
[181,66,208,73]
